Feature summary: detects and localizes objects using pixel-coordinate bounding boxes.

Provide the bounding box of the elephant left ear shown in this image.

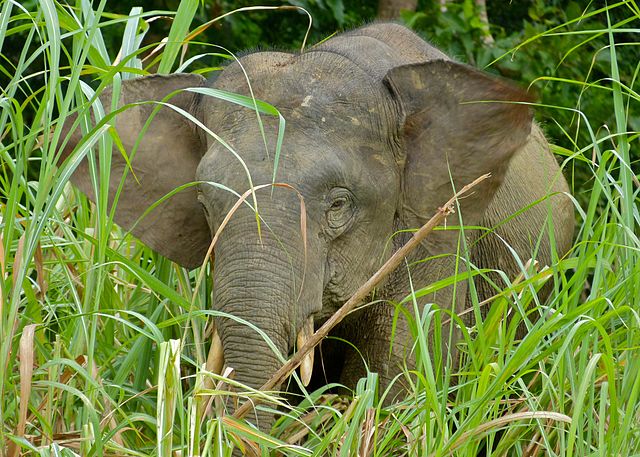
[383,60,533,227]
[59,74,211,269]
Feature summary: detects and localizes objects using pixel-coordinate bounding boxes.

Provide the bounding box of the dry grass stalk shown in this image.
[8,324,36,457]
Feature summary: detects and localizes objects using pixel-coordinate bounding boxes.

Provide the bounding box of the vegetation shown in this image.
[1,0,639,456]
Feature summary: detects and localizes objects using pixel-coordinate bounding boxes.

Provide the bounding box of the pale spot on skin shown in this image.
[301,95,313,107]
[411,71,425,89]
[371,154,386,164]
[321,117,326,122]
[350,117,361,126]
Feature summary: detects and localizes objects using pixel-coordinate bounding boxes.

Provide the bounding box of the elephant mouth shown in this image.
[209,315,316,387]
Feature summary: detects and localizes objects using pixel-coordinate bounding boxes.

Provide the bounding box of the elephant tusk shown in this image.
[207,327,224,375]
[297,317,314,387]
[199,327,225,419]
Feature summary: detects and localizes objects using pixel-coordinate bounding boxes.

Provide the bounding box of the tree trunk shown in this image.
[377,0,418,19]
[475,0,494,44]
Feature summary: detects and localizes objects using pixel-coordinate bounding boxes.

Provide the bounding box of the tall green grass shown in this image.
[1,1,638,456]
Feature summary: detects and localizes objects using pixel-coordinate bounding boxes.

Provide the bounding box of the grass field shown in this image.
[1,1,639,456]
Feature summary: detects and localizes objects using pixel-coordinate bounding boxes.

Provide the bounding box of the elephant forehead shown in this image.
[197,123,397,184]
[212,50,383,99]
[196,129,399,227]
[202,50,398,140]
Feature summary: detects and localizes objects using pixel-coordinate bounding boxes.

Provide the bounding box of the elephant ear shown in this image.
[383,60,533,229]
[59,74,211,269]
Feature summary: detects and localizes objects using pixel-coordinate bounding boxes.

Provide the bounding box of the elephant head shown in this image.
[60,24,566,429]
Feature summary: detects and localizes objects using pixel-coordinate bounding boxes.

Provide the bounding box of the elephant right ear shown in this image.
[59,74,212,269]
[384,60,534,228]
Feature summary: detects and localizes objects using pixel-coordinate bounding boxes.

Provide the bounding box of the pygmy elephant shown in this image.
[60,23,574,429]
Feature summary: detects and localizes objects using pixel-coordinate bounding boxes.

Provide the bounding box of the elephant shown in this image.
[60,23,574,430]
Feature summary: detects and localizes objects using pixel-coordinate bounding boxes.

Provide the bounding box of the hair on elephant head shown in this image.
[60,23,574,430]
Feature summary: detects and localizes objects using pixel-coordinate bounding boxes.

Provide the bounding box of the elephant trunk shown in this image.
[211,198,322,428]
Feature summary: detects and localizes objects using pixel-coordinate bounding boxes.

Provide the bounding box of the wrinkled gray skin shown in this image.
[62,24,574,430]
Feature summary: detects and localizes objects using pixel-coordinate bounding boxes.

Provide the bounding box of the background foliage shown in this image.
[3,0,638,199]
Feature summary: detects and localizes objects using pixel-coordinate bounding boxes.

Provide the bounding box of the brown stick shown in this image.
[233,173,491,419]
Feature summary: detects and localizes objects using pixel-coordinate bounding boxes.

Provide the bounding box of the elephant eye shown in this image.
[330,197,347,210]
[326,188,355,232]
